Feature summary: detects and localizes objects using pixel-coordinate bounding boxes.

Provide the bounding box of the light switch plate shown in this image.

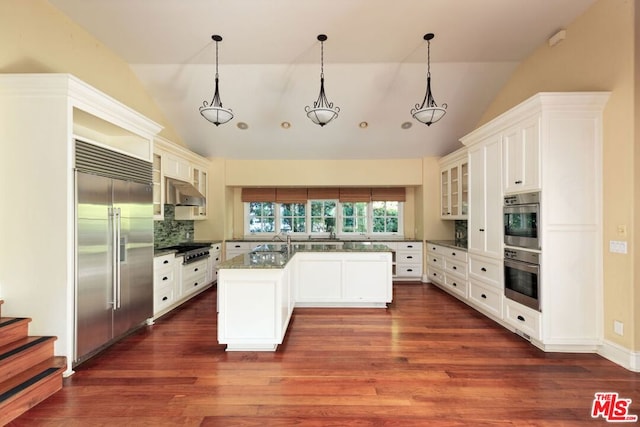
[609,240,628,254]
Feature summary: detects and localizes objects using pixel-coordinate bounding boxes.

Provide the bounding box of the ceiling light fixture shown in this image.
[411,33,447,126]
[200,34,233,126]
[305,34,340,127]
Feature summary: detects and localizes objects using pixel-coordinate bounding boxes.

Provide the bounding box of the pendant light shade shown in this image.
[200,34,234,126]
[305,34,340,126]
[411,33,447,126]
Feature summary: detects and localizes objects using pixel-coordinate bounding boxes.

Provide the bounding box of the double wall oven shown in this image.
[503,192,541,312]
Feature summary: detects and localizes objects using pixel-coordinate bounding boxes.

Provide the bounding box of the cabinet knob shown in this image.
[194,268,199,272]
[481,294,487,299]
[515,180,523,184]
[407,256,413,259]
[451,252,456,256]
[452,266,457,270]
[517,315,526,322]
[162,296,168,301]
[194,282,199,287]
[162,276,168,281]
[452,282,457,287]
[407,269,413,272]
[163,260,169,264]
[479,228,485,232]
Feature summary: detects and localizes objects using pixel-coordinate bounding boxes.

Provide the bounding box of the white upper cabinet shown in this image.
[439,150,469,219]
[162,153,192,181]
[502,116,541,194]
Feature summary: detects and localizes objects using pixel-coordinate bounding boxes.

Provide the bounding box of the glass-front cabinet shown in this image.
[439,150,468,220]
[152,153,163,220]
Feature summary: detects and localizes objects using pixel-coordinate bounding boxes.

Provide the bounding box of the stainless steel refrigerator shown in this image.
[74,141,154,366]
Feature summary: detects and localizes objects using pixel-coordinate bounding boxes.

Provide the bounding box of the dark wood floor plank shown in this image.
[8,283,640,426]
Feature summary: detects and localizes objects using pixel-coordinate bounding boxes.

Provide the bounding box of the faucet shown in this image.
[286,233,292,253]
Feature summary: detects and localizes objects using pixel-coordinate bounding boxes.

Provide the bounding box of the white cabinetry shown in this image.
[154,137,210,221]
[175,164,208,220]
[467,254,503,319]
[466,135,503,259]
[502,117,541,194]
[439,151,469,219]
[162,153,191,181]
[426,242,468,300]
[461,92,609,351]
[393,241,423,280]
[295,252,393,306]
[0,74,163,375]
[218,267,293,351]
[181,258,208,298]
[153,254,178,315]
[208,243,222,283]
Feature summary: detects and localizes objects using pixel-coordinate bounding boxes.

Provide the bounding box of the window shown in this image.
[248,202,275,233]
[244,198,403,236]
[310,200,336,232]
[341,202,368,233]
[372,201,399,233]
[280,203,306,232]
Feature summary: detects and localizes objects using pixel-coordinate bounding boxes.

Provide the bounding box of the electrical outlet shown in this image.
[609,240,628,254]
[614,321,624,336]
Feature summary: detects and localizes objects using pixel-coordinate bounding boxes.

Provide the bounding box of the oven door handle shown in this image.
[504,204,538,215]
[504,258,539,274]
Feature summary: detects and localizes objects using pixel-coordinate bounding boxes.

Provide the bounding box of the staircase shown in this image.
[0,299,66,425]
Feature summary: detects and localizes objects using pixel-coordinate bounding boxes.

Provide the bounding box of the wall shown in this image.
[222,158,451,241]
[0,0,183,145]
[477,0,637,351]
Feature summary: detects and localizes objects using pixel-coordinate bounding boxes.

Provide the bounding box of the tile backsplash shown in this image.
[154,205,194,248]
[454,220,468,248]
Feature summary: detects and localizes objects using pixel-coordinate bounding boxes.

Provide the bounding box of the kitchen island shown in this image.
[216,242,393,351]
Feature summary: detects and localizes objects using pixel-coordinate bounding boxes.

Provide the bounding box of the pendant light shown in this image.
[305,34,340,126]
[411,33,447,126]
[200,34,234,126]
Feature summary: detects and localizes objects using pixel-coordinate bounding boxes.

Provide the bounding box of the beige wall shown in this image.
[0,0,183,145]
[222,158,452,241]
[478,0,637,350]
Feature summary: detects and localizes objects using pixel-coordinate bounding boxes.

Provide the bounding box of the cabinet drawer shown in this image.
[396,265,422,277]
[468,255,502,288]
[503,299,540,340]
[427,253,444,269]
[154,268,175,286]
[397,251,421,264]
[183,260,207,280]
[182,271,207,295]
[397,241,422,251]
[427,267,444,285]
[154,283,174,313]
[445,248,467,262]
[444,275,467,298]
[468,281,502,318]
[154,254,175,268]
[444,258,467,279]
[426,243,446,255]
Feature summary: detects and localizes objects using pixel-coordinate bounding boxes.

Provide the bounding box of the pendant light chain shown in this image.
[215,38,220,80]
[320,38,324,79]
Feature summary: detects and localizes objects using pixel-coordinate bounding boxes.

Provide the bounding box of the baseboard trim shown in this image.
[598,339,640,372]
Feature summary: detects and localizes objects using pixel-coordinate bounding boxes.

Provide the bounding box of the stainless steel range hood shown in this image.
[165,177,205,207]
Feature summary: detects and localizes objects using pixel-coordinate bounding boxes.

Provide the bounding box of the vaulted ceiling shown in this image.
[49,0,596,160]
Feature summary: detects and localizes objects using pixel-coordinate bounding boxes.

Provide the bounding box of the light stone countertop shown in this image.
[217,242,394,270]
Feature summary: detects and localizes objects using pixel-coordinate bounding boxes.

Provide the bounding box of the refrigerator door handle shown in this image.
[115,207,122,309]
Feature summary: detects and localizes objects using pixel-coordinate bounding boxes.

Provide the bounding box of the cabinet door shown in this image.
[468,145,486,254]
[163,154,191,181]
[440,168,450,217]
[468,135,502,257]
[450,164,460,216]
[152,153,163,219]
[503,117,540,193]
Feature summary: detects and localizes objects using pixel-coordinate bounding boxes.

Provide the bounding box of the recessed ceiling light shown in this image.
[359,121,368,129]
[401,122,413,129]
[237,122,249,130]
[281,122,291,129]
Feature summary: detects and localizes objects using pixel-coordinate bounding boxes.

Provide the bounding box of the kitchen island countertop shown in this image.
[217,242,394,270]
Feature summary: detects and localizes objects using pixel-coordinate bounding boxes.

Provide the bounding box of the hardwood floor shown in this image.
[8,283,640,426]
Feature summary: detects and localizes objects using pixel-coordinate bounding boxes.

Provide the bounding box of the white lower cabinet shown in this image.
[503,299,541,341]
[394,241,423,280]
[427,242,469,300]
[153,254,178,315]
[295,252,392,306]
[468,280,502,319]
[181,258,208,298]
